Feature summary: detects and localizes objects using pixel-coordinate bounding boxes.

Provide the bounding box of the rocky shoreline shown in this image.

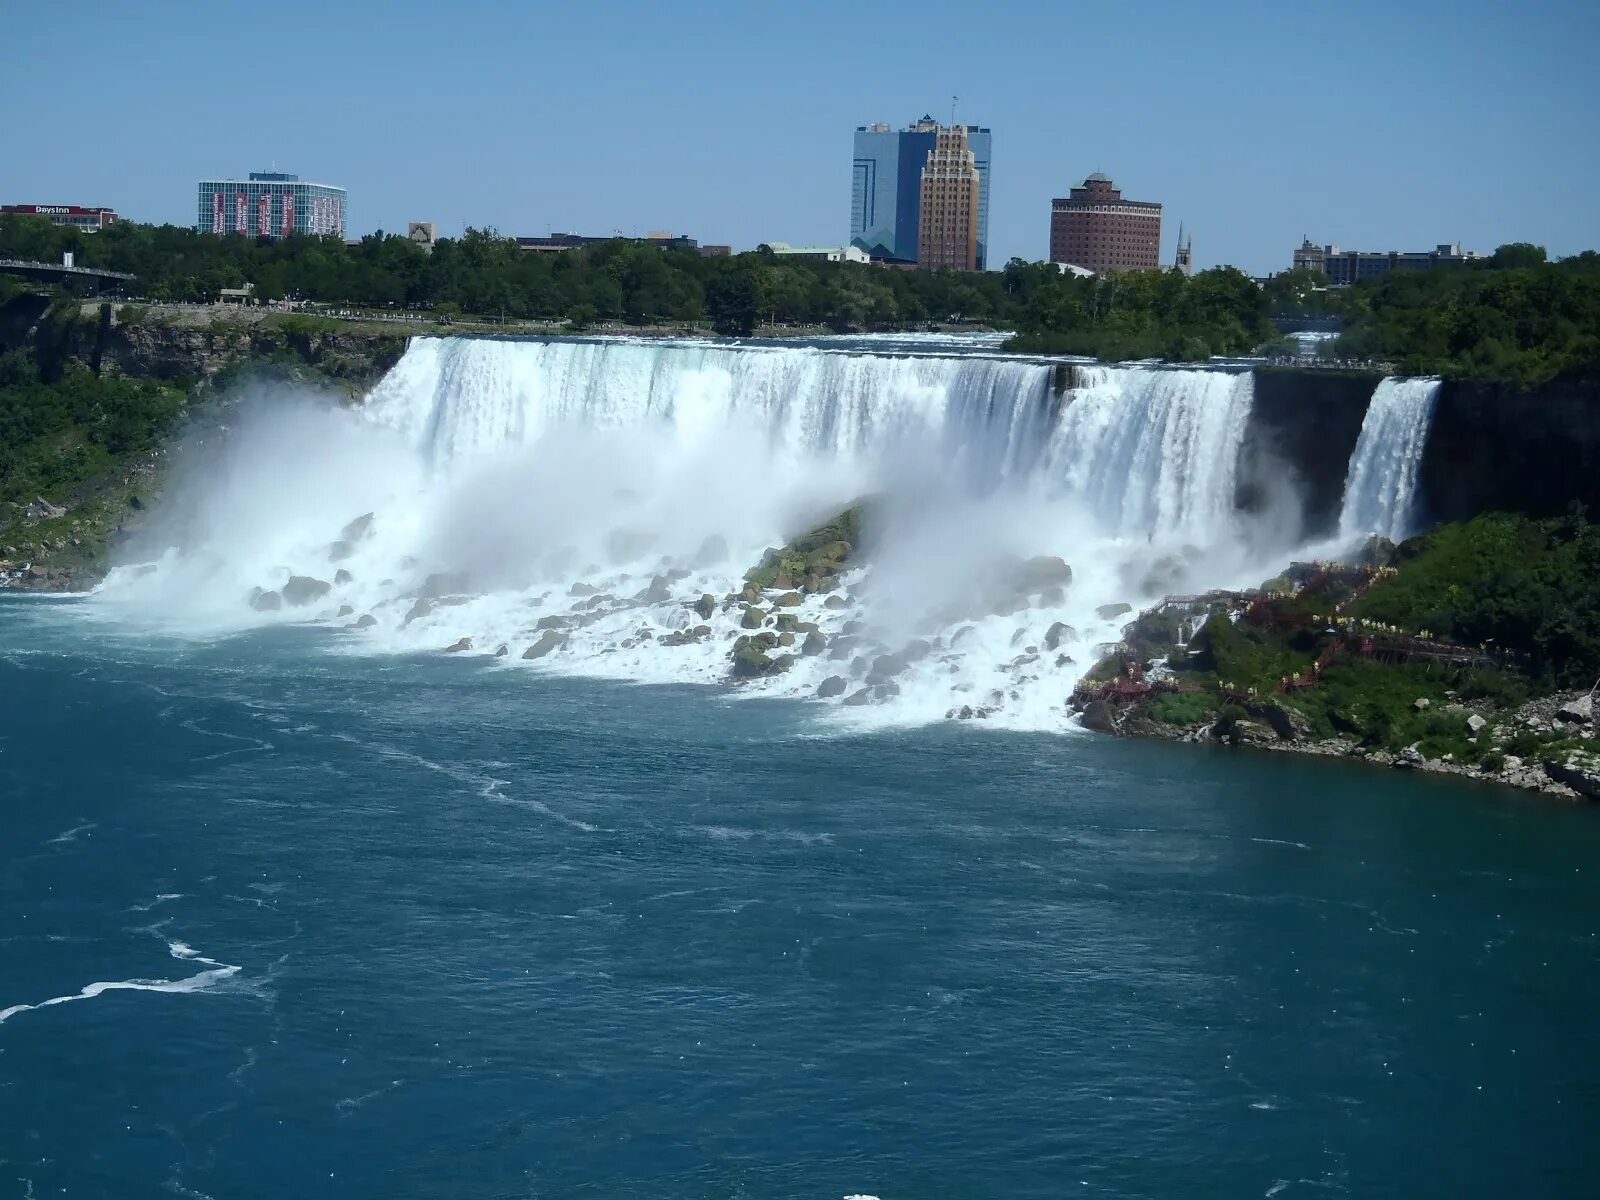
[1083,686,1598,801]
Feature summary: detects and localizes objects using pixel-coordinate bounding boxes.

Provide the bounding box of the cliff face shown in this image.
[0,299,408,390]
[1422,374,1600,522]
[1237,368,1382,537]
[1237,368,1600,535]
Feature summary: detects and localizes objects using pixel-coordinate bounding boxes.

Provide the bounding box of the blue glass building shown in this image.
[851,117,991,268]
[196,171,347,239]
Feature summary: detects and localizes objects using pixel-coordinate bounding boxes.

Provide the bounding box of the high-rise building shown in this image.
[1,204,120,233]
[917,127,980,271]
[1048,174,1162,274]
[196,171,346,239]
[851,116,991,268]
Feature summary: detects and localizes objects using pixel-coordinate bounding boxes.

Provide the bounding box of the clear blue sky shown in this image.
[3,0,1595,274]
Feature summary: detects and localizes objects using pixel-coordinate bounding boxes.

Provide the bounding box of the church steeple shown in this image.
[1174,223,1193,276]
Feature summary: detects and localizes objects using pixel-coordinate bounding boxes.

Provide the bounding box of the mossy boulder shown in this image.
[744,503,864,587]
[772,591,803,608]
[694,593,716,620]
[741,606,767,629]
[802,631,826,656]
[660,624,713,647]
[731,642,791,679]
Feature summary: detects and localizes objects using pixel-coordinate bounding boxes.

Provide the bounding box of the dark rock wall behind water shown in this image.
[1236,368,1600,536]
[1237,368,1382,537]
[1422,374,1600,522]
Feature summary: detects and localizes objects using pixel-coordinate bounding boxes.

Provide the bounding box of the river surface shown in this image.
[2,594,1597,1198]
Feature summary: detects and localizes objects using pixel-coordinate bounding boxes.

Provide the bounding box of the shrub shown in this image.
[1150,691,1214,725]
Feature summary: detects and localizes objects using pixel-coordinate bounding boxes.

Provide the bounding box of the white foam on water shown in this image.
[92,339,1311,731]
[0,940,242,1026]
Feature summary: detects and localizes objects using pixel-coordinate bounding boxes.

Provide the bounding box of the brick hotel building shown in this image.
[1048,174,1162,275]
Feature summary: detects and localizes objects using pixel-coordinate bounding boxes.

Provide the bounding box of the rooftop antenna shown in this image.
[950,95,959,128]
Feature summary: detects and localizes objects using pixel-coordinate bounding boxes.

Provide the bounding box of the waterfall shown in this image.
[1044,365,1255,542]
[361,336,1058,488]
[1338,377,1441,543]
[99,336,1277,731]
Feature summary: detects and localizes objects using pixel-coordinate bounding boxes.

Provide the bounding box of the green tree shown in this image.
[706,270,761,336]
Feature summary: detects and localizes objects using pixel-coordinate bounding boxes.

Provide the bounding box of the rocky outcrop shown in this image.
[744,504,864,592]
[282,575,331,606]
[817,675,848,699]
[522,630,566,659]
[1557,693,1595,726]
[31,309,408,387]
[1547,751,1600,799]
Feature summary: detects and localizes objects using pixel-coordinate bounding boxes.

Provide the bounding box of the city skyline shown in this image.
[3,0,1596,274]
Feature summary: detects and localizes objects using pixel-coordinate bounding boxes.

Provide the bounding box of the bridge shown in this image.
[0,258,135,294]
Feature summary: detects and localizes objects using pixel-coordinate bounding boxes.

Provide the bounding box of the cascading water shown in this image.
[1337,377,1441,543]
[98,336,1283,730]
[1043,366,1255,542]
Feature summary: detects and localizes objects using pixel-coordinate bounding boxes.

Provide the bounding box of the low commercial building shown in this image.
[1292,237,1478,284]
[196,171,346,239]
[1,204,120,232]
[758,242,869,264]
[516,231,701,253]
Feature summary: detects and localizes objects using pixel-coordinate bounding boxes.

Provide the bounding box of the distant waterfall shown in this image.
[99,336,1276,731]
[1338,377,1442,542]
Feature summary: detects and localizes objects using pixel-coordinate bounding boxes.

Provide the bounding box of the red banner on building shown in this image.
[234,194,247,235]
[332,197,342,236]
[281,192,294,238]
[212,190,224,235]
[258,193,271,237]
